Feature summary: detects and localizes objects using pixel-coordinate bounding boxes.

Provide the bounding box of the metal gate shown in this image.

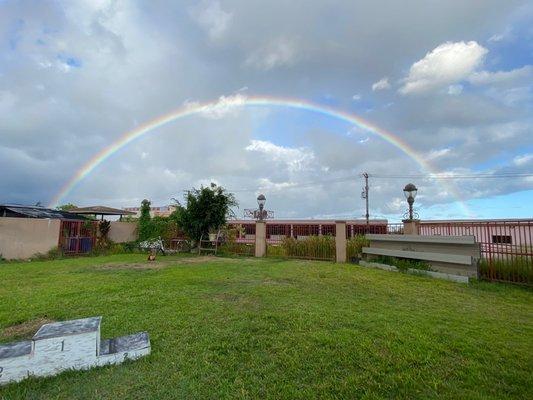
[58,220,97,254]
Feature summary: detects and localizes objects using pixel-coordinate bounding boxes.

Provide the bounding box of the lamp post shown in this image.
[257,194,266,221]
[403,183,418,220]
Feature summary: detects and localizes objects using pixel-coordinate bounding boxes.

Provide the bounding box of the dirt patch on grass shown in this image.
[95,256,228,271]
[212,293,242,302]
[1,318,55,341]
[262,277,297,286]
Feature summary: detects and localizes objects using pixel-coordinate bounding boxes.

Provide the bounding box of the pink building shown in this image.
[228,219,389,244]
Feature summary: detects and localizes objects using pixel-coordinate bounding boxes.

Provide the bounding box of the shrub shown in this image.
[346,235,370,260]
[266,245,286,258]
[373,255,431,272]
[479,257,533,285]
[218,225,253,256]
[31,247,64,261]
[281,235,335,260]
[122,241,139,253]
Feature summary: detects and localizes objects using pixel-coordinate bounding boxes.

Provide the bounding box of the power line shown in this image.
[370,173,533,180]
[227,171,532,193]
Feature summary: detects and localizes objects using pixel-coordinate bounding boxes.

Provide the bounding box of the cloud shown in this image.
[352,94,361,100]
[190,0,233,41]
[399,41,488,95]
[1,0,531,219]
[426,148,452,160]
[245,37,298,70]
[245,140,314,172]
[447,84,463,95]
[513,153,533,166]
[468,65,533,85]
[198,93,247,119]
[371,77,390,91]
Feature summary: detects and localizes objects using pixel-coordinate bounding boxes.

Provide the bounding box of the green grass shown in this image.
[1,254,532,399]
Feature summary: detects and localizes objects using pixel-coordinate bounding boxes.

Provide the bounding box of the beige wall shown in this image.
[108,222,137,243]
[335,221,347,263]
[255,221,266,257]
[0,218,61,260]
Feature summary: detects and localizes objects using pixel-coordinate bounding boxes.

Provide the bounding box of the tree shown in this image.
[138,199,153,241]
[172,183,237,242]
[57,203,77,211]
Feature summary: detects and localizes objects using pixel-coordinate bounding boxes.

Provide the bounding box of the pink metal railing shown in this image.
[419,220,533,284]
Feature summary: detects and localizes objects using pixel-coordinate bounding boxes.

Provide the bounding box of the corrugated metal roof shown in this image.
[0,204,87,220]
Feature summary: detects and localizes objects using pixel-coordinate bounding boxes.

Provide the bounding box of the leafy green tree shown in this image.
[172,183,237,242]
[138,199,153,241]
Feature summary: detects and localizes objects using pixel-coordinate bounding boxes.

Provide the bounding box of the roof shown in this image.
[33,317,102,340]
[0,204,87,220]
[0,340,32,360]
[70,206,136,216]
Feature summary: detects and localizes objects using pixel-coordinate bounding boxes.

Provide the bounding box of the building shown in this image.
[227,219,389,243]
[122,205,178,218]
[0,317,150,385]
[419,218,533,248]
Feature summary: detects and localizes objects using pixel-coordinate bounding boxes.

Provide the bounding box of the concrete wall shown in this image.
[108,222,137,243]
[335,221,347,263]
[0,218,60,260]
[255,221,266,257]
[363,234,481,277]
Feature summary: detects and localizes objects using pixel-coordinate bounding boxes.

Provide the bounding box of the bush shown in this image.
[281,235,335,260]
[31,247,64,261]
[346,235,370,260]
[479,257,532,285]
[373,255,431,272]
[266,245,286,258]
[122,241,139,253]
[217,225,253,256]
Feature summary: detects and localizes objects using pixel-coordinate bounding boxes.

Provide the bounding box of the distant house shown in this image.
[123,205,177,218]
[0,204,86,220]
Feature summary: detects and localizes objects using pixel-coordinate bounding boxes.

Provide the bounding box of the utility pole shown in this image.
[361,172,369,225]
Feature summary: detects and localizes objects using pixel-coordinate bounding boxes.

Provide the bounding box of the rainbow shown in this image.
[50,94,470,215]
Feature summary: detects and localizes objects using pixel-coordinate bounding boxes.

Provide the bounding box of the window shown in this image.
[492,235,512,244]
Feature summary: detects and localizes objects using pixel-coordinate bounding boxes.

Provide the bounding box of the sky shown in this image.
[0,0,532,221]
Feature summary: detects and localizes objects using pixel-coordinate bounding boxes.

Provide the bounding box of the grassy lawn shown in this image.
[0,254,532,399]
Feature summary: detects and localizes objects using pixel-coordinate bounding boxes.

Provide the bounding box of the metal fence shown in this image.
[59,220,97,254]
[223,223,255,256]
[419,220,533,284]
[386,223,405,234]
[268,224,336,261]
[228,221,388,261]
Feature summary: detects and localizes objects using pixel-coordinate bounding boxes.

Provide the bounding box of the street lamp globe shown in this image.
[403,183,418,200]
[257,194,266,210]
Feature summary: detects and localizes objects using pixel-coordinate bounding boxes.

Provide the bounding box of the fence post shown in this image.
[255,221,267,257]
[335,220,347,263]
[403,219,420,235]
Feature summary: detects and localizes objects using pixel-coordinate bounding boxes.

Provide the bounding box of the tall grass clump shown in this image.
[479,257,533,285]
[281,235,335,260]
[346,235,370,261]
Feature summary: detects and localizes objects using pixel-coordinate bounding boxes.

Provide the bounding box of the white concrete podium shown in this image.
[0,317,150,385]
